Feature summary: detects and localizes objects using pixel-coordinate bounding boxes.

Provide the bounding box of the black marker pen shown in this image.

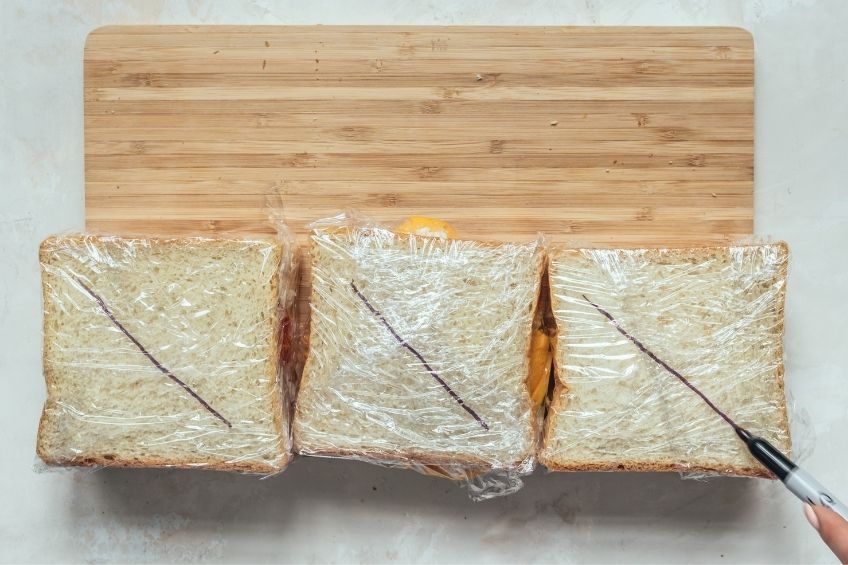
[736,427,848,520]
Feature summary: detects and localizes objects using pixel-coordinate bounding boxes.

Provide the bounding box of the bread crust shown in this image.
[36,452,283,474]
[540,242,790,478]
[293,229,545,472]
[539,458,772,479]
[37,234,290,473]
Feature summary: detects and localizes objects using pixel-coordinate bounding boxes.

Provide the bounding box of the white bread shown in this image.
[540,243,790,477]
[37,234,289,473]
[293,227,544,470]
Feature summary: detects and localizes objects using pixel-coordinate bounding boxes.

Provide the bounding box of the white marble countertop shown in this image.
[2,0,846,562]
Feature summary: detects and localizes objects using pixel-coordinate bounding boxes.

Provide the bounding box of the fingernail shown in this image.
[805,503,820,531]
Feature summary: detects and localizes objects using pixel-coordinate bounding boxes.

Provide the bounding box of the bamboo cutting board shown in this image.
[84,26,754,245]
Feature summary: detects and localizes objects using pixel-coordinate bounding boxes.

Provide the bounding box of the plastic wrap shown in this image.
[37,232,297,474]
[539,243,791,478]
[292,214,546,497]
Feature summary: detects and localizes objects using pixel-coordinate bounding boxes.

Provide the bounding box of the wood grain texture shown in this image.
[84,25,754,245]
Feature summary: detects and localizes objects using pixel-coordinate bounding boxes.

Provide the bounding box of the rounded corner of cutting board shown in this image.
[84,25,120,50]
[722,26,754,47]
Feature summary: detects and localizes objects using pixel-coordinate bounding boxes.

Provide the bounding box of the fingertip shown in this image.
[809,505,848,563]
[805,503,821,531]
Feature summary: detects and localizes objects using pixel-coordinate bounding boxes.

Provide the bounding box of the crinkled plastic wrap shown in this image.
[292,215,546,498]
[539,243,791,478]
[36,232,297,474]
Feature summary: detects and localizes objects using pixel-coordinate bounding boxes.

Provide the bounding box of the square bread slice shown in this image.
[540,243,790,477]
[293,227,544,470]
[37,234,290,473]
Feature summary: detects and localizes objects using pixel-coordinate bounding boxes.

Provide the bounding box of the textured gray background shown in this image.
[2,0,846,562]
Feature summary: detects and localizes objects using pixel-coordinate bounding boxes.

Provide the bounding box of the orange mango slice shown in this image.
[527,328,552,407]
[395,216,459,239]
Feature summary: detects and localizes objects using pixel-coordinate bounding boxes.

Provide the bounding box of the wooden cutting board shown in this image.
[84,26,753,245]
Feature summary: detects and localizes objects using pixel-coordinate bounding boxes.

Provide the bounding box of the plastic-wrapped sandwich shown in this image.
[293,218,546,481]
[37,234,296,473]
[539,243,791,477]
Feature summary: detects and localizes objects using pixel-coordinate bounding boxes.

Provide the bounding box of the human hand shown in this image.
[806,504,848,564]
